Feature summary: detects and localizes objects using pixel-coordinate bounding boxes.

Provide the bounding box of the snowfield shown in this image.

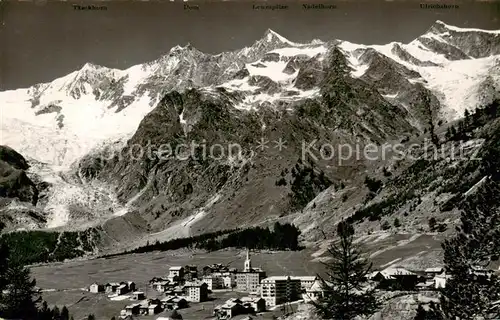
[1,21,499,229]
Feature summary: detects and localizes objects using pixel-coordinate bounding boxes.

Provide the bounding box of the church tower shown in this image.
[244,249,252,272]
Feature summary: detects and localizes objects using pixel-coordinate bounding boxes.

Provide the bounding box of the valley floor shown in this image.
[30,232,445,319]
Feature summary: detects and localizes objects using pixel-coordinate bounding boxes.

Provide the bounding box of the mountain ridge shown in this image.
[0,21,499,254]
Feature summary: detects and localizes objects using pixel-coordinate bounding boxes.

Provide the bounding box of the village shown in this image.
[84,250,497,320]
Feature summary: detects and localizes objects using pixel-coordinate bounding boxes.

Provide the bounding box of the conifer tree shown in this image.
[0,263,40,319]
[61,305,70,320]
[313,221,379,319]
[438,179,500,319]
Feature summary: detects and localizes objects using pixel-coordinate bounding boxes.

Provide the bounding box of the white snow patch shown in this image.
[270,45,327,58]
[265,29,297,46]
[382,93,398,99]
[338,41,370,78]
[220,78,260,92]
[464,176,488,197]
[109,295,131,301]
[246,61,297,83]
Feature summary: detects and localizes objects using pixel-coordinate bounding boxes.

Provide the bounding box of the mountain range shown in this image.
[1,20,500,256]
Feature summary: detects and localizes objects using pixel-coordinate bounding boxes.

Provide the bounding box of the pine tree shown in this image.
[394,218,401,228]
[464,109,471,124]
[439,179,500,319]
[449,126,457,140]
[52,306,60,319]
[421,93,439,146]
[313,221,379,319]
[414,303,428,320]
[37,300,53,320]
[87,314,96,320]
[61,305,70,320]
[0,264,40,319]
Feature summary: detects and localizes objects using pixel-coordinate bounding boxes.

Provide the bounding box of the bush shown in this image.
[364,176,382,193]
[275,177,287,186]
[394,218,401,228]
[381,221,391,230]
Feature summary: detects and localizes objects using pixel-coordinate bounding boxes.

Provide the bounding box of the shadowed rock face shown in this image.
[425,21,500,59]
[0,146,38,205]
[293,57,324,90]
[78,49,420,240]
[391,43,439,67]
[417,37,470,61]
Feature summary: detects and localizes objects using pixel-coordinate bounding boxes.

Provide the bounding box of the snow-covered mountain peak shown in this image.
[169,42,199,53]
[430,19,500,35]
[79,62,104,72]
[262,28,295,45]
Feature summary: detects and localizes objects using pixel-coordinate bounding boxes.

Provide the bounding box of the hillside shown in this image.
[0,21,499,259]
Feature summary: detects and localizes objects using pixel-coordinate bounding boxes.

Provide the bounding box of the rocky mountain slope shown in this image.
[1,21,499,254]
[0,146,45,229]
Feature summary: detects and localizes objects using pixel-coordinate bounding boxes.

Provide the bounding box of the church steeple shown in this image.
[244,249,252,272]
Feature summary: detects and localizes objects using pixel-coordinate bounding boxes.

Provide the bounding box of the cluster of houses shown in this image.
[213,297,266,319]
[89,281,137,296]
[88,250,499,319]
[87,251,322,319]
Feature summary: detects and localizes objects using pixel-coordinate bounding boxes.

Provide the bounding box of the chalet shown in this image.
[214,301,247,319]
[89,282,104,293]
[148,304,162,315]
[169,286,185,296]
[117,284,129,295]
[214,297,264,319]
[169,266,184,280]
[371,267,419,290]
[131,291,146,300]
[370,267,417,280]
[240,296,266,313]
[124,303,141,316]
[303,279,328,303]
[150,277,169,285]
[161,296,188,310]
[183,265,198,281]
[152,280,171,292]
[105,282,120,294]
[184,280,209,302]
[135,300,162,315]
[425,267,445,279]
[203,263,230,276]
[127,281,136,292]
[162,296,188,310]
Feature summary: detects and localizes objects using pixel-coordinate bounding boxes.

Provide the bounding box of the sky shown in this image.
[1,0,499,90]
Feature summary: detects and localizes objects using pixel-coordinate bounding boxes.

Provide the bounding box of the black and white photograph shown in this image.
[1,0,500,319]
